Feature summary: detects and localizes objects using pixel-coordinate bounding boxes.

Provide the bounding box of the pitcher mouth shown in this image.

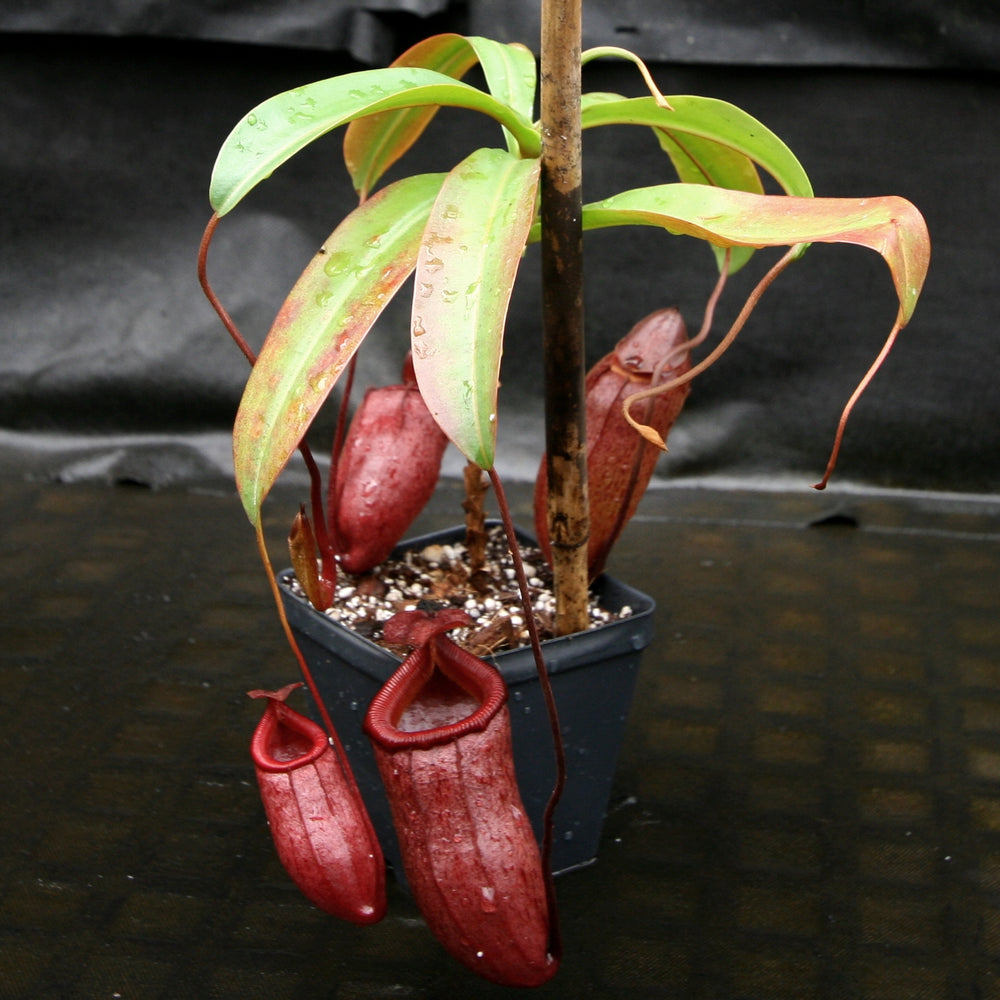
[364,636,508,751]
[250,698,329,772]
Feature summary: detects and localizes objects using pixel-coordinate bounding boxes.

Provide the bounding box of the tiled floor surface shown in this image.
[1,475,999,999]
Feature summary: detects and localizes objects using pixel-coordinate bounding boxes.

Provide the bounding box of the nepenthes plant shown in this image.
[200,7,930,984]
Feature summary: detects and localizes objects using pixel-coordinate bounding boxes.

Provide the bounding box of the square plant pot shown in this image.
[279,522,655,877]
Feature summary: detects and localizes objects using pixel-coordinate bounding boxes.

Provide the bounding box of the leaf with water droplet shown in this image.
[343,34,539,198]
[410,147,540,470]
[211,66,538,214]
[232,172,445,522]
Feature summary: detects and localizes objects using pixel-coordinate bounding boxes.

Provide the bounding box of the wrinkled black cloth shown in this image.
[2,0,997,69]
[1,17,998,491]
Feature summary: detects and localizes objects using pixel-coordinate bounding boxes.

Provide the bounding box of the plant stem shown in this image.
[540,0,590,635]
[489,467,563,960]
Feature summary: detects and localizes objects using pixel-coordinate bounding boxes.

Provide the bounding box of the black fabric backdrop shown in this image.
[1,1,998,492]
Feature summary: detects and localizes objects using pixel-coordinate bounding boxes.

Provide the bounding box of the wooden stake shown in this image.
[540,0,590,635]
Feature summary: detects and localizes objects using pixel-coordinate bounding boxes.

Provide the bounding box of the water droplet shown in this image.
[364,235,382,249]
[418,282,433,299]
[285,103,314,124]
[324,252,350,277]
[424,255,444,273]
[412,316,426,337]
[443,203,461,220]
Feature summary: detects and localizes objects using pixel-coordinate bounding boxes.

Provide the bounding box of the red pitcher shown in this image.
[364,610,558,986]
[249,684,386,925]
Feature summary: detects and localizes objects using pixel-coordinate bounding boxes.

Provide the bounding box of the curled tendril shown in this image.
[621,241,903,490]
[580,46,674,110]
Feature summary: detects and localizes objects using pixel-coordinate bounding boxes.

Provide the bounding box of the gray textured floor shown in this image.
[2,476,999,999]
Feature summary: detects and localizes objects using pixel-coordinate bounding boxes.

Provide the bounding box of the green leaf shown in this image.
[466,36,538,151]
[210,67,539,216]
[655,129,763,193]
[409,148,541,469]
[344,34,539,198]
[583,185,930,325]
[655,131,763,273]
[582,96,813,198]
[580,92,628,110]
[232,172,446,523]
[581,91,766,272]
[344,35,480,200]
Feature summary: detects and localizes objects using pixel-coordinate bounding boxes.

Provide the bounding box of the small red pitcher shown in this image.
[249,683,386,925]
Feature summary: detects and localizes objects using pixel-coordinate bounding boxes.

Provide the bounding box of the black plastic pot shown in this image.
[279,523,655,876]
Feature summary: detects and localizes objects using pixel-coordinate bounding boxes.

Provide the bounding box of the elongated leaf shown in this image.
[581,91,764,272]
[233,172,446,522]
[410,148,541,469]
[655,131,762,273]
[582,96,813,199]
[654,130,763,195]
[344,34,538,198]
[467,36,538,154]
[344,35,480,199]
[583,186,930,325]
[210,68,538,216]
